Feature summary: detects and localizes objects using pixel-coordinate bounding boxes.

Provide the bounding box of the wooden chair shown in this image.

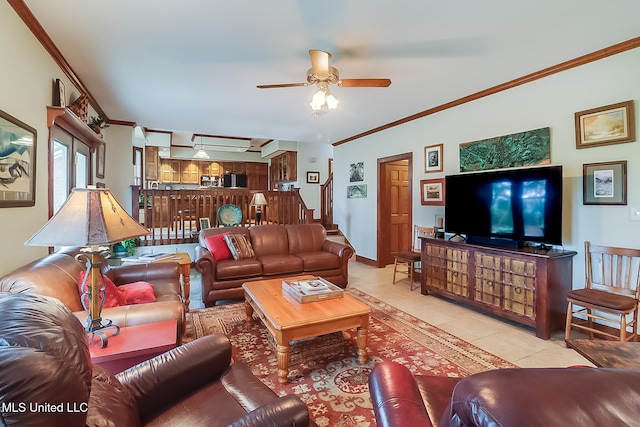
[565,241,640,342]
[392,225,434,290]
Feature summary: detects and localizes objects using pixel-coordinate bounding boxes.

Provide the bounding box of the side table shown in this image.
[89,319,177,374]
[157,252,192,312]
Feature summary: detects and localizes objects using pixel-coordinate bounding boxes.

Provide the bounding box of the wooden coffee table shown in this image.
[89,320,178,374]
[243,277,371,384]
[566,339,640,369]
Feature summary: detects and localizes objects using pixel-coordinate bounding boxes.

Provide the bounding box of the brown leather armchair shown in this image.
[0,249,186,338]
[0,293,314,427]
[369,360,640,427]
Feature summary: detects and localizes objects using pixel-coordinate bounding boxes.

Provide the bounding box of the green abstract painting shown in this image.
[459,127,551,172]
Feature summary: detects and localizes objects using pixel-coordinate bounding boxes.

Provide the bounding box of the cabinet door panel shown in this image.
[447,248,469,297]
[474,253,502,307]
[503,258,536,318]
[425,245,446,290]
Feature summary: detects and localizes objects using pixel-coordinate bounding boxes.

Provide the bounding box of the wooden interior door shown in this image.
[377,154,412,267]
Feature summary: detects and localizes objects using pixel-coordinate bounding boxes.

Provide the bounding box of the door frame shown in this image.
[377,152,413,268]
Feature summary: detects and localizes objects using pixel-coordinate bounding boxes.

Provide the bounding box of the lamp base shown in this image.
[77,248,121,348]
[87,319,120,348]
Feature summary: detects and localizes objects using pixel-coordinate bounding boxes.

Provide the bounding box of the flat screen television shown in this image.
[444,165,563,248]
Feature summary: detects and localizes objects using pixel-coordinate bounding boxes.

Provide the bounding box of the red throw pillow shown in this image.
[204,232,233,260]
[77,270,125,308]
[118,281,157,305]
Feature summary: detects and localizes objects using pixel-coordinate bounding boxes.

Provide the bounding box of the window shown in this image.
[52,125,91,213]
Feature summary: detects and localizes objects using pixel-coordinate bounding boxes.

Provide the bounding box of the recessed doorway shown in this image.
[377,153,413,267]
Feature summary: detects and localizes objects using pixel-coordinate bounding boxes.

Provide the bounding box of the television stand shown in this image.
[466,235,523,249]
[419,237,577,339]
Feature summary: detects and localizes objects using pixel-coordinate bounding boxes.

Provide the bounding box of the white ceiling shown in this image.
[21,0,640,146]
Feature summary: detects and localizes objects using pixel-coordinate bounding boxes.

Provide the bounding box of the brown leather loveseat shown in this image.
[0,249,186,338]
[0,293,314,427]
[369,360,640,427]
[195,223,354,306]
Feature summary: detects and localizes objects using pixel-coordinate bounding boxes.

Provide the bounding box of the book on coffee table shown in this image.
[282,277,344,303]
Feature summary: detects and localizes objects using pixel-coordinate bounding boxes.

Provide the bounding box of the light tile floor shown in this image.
[188,260,593,368]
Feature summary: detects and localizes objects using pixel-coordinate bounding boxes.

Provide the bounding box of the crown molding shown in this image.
[334,36,640,147]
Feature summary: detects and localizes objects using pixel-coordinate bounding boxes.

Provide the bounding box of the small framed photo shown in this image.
[420,178,445,206]
[199,217,211,230]
[54,78,66,107]
[575,100,635,148]
[349,162,364,182]
[95,142,106,179]
[424,144,443,173]
[583,160,627,205]
[307,171,320,184]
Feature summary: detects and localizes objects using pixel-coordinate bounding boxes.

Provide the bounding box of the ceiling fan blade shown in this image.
[309,49,331,77]
[339,78,392,87]
[256,83,309,89]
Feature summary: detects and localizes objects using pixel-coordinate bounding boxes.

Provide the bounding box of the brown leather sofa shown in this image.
[369,360,640,427]
[0,293,314,427]
[0,249,186,338]
[195,223,354,307]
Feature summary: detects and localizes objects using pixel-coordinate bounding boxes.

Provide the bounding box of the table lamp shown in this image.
[250,192,268,225]
[25,187,149,347]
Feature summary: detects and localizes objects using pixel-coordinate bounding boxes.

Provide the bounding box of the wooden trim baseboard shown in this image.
[355,255,377,267]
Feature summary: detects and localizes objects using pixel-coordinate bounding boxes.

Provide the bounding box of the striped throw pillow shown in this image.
[224,234,255,260]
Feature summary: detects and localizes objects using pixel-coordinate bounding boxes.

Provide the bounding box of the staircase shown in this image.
[319,173,354,251]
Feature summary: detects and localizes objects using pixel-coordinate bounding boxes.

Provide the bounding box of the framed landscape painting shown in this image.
[0,110,36,207]
[575,100,635,148]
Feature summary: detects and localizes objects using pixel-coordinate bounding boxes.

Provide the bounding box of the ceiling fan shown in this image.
[257,49,391,110]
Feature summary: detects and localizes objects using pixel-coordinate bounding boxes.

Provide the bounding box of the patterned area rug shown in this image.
[183,289,517,427]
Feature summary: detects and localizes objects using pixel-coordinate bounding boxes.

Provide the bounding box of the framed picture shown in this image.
[96,142,105,179]
[307,171,320,184]
[424,143,443,173]
[347,184,367,199]
[583,160,627,205]
[0,110,37,207]
[420,178,445,206]
[199,217,211,230]
[349,161,364,182]
[575,100,635,148]
[53,78,66,107]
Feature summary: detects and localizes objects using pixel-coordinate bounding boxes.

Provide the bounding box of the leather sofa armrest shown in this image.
[227,395,310,427]
[109,262,181,285]
[321,240,354,259]
[369,361,433,427]
[194,245,216,297]
[75,300,186,338]
[116,334,232,422]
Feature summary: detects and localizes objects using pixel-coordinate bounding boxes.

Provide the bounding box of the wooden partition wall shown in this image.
[130,187,314,246]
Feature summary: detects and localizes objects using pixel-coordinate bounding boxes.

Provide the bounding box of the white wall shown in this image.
[295,141,334,219]
[101,125,136,211]
[334,47,640,289]
[0,3,78,272]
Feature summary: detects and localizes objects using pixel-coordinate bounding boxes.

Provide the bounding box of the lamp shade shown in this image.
[25,187,149,247]
[250,192,268,207]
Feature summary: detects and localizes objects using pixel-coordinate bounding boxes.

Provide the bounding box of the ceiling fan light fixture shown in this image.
[309,100,323,111]
[312,89,326,105]
[325,94,339,109]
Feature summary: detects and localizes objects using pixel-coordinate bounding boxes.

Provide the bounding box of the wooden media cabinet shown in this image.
[420,237,577,339]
